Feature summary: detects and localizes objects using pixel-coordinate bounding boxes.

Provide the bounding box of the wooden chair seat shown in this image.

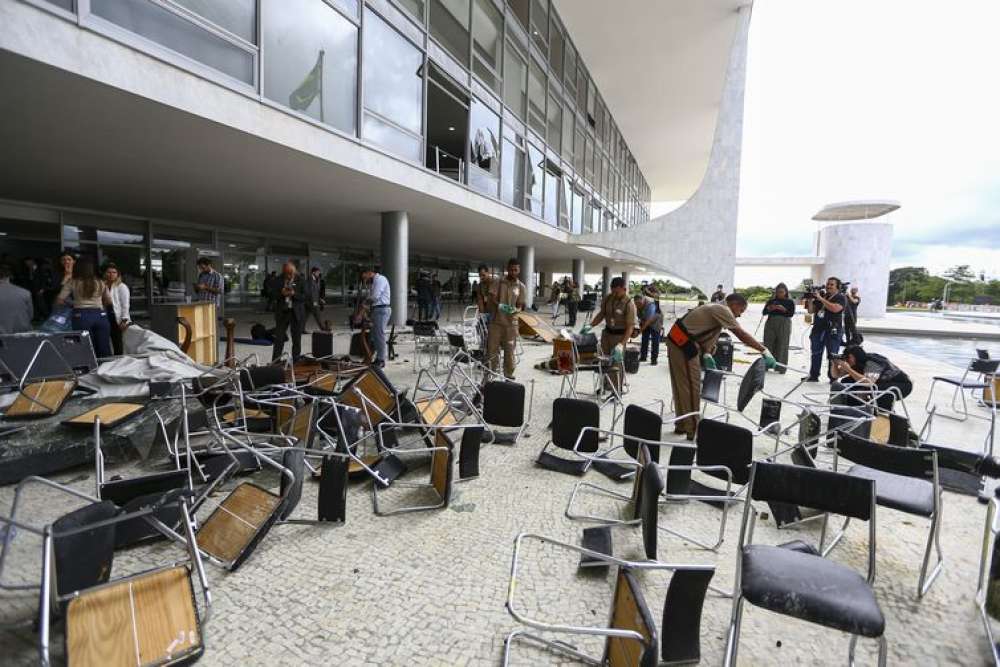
[340,371,396,425]
[66,565,202,667]
[64,402,144,428]
[197,483,281,566]
[221,407,269,423]
[605,568,657,667]
[5,379,75,418]
[414,397,458,426]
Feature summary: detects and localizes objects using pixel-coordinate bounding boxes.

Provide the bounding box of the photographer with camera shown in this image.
[805,276,848,381]
[831,344,913,411]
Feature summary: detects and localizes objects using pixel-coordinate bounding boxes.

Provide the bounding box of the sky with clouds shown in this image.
[722,0,1000,288]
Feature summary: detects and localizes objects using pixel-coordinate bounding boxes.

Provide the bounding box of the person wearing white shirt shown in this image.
[104,263,131,355]
[361,267,391,367]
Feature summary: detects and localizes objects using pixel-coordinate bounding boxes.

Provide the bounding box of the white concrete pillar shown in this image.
[572,259,585,299]
[602,266,611,297]
[381,211,408,326]
[622,271,631,291]
[517,245,535,308]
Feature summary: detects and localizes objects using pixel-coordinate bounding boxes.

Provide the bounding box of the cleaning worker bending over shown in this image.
[666,293,776,440]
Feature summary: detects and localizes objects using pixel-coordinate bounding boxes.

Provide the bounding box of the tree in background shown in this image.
[886,265,997,306]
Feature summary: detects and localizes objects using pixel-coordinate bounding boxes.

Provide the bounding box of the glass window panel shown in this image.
[263,0,358,134]
[472,0,503,92]
[397,0,425,22]
[508,0,529,32]
[594,102,605,147]
[503,43,527,119]
[91,0,253,83]
[571,188,583,234]
[41,0,74,10]
[576,67,587,112]
[527,58,546,136]
[469,98,501,197]
[363,113,422,161]
[430,0,471,67]
[585,138,594,183]
[586,78,596,119]
[529,0,547,53]
[548,25,563,79]
[589,203,600,233]
[526,142,544,217]
[561,104,573,158]
[546,93,561,149]
[501,138,526,209]
[543,162,558,226]
[171,0,256,43]
[559,174,571,230]
[564,41,576,91]
[363,10,423,136]
[574,130,585,173]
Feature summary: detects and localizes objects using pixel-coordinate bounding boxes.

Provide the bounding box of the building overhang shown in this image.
[555,0,750,201]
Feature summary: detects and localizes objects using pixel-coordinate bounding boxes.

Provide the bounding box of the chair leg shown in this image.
[503,629,601,666]
[849,634,888,667]
[723,594,745,667]
[918,508,945,598]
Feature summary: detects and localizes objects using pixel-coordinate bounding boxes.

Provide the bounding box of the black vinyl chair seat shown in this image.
[537,450,589,476]
[579,525,614,569]
[591,459,634,480]
[741,545,885,638]
[845,464,935,517]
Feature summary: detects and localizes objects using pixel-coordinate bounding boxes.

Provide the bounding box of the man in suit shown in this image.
[272,261,305,361]
[0,264,33,334]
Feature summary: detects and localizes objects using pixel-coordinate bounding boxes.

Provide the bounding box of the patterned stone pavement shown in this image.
[0,311,996,665]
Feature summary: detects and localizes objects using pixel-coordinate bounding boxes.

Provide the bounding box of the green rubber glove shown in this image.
[762,350,778,370]
[702,353,717,370]
[580,324,592,334]
[612,344,624,363]
[499,303,515,315]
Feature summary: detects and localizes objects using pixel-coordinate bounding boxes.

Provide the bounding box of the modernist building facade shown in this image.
[0,0,750,323]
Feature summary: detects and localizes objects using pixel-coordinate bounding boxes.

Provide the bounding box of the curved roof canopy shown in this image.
[811,200,901,222]
[554,0,748,201]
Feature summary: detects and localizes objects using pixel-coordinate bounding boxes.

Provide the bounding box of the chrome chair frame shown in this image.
[723,463,885,667]
[503,531,714,667]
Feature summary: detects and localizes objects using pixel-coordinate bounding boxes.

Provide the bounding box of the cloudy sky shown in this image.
[729,0,1000,288]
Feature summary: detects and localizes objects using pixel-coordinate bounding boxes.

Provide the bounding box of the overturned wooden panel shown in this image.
[518,313,557,343]
[606,569,656,667]
[415,397,457,426]
[66,566,201,667]
[5,379,76,418]
[63,402,144,428]
[197,483,280,564]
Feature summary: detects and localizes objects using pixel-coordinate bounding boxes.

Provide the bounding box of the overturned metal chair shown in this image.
[724,461,887,666]
[536,397,601,476]
[370,421,483,515]
[0,479,210,666]
[504,531,715,666]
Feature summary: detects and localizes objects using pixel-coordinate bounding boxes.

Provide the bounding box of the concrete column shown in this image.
[381,211,408,326]
[601,266,611,297]
[572,259,585,298]
[622,271,631,291]
[517,245,535,308]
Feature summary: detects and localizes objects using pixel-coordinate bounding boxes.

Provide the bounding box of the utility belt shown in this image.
[371,304,390,309]
[604,327,625,335]
[667,319,700,360]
